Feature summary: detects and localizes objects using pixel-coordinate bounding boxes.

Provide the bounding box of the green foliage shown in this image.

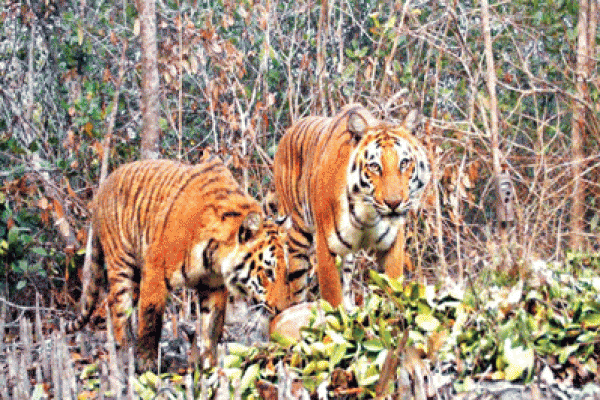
[190,263,600,398]
[565,251,600,275]
[0,192,52,295]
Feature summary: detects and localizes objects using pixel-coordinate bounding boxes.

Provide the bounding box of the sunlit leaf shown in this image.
[557,344,580,364]
[330,343,347,368]
[503,338,534,381]
[240,363,260,393]
[363,339,384,352]
[416,313,440,332]
[581,313,600,328]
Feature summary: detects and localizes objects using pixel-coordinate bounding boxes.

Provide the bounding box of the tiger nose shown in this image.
[384,199,401,210]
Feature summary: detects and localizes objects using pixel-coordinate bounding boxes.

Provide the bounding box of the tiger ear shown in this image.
[402,109,418,131]
[239,212,262,243]
[348,112,369,138]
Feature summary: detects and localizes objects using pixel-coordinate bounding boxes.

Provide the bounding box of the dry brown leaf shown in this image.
[64,178,77,199]
[52,198,65,219]
[256,379,278,400]
[38,196,50,210]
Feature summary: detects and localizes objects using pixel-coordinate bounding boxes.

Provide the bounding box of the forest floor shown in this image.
[2,258,600,399]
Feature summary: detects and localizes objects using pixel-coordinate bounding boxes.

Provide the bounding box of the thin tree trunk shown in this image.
[137,0,160,160]
[315,0,328,113]
[481,0,510,264]
[570,0,594,251]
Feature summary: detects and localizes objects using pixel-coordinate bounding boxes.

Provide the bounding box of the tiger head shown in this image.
[346,109,431,219]
[218,211,290,313]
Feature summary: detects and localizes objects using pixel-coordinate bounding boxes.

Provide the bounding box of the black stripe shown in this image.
[292,253,311,262]
[359,175,370,189]
[114,287,129,297]
[288,267,310,282]
[288,234,311,250]
[348,202,364,229]
[293,288,307,296]
[297,228,313,244]
[203,239,214,269]
[376,225,391,244]
[334,225,352,250]
[154,162,228,234]
[222,211,242,219]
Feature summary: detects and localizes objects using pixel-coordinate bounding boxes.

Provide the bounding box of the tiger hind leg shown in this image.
[105,257,137,348]
[136,262,168,369]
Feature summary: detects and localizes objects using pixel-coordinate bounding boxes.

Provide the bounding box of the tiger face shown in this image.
[219,217,290,312]
[348,126,430,222]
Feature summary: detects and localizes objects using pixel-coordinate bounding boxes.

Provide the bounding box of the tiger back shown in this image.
[273,104,431,308]
[67,156,290,368]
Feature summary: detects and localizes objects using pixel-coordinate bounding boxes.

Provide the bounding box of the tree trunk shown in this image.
[137,0,161,160]
[315,0,328,113]
[570,0,594,251]
[481,0,513,266]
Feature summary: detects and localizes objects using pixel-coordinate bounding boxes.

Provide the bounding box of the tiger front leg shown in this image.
[199,288,228,368]
[377,223,411,279]
[315,231,343,308]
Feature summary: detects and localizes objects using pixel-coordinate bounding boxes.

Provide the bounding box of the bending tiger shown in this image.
[66,157,290,369]
[273,103,431,308]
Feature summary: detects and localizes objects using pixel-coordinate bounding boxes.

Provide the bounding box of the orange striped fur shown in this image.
[67,156,290,368]
[273,104,431,308]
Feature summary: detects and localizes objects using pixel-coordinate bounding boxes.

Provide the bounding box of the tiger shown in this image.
[66,156,290,369]
[273,103,431,309]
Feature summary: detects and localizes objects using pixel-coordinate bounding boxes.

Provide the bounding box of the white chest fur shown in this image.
[327,193,400,256]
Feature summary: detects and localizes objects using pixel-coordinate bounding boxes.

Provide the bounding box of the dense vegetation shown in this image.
[0,0,599,398]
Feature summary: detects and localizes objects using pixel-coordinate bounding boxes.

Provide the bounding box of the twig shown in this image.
[81,40,128,318]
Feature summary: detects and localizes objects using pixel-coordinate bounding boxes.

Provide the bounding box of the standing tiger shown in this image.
[66,156,290,369]
[273,104,431,308]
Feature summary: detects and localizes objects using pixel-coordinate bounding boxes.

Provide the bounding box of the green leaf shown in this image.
[138,370,159,388]
[240,363,260,393]
[79,363,99,380]
[16,280,27,291]
[31,247,48,256]
[581,313,600,328]
[363,339,384,352]
[228,343,252,357]
[368,270,386,287]
[325,329,346,345]
[557,344,579,364]
[271,331,297,347]
[223,355,243,369]
[8,227,26,245]
[502,338,534,381]
[318,299,335,313]
[0,239,8,255]
[30,384,45,400]
[330,343,347,368]
[387,276,404,293]
[416,313,441,332]
[352,355,379,387]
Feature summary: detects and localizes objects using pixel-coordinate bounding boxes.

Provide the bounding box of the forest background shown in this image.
[1,0,598,305]
[1,0,600,396]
